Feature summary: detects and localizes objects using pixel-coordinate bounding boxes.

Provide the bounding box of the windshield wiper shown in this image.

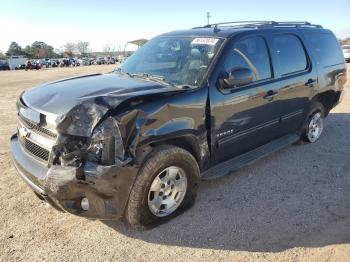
[114,70,192,89]
[131,72,165,81]
[130,72,179,87]
[113,68,133,77]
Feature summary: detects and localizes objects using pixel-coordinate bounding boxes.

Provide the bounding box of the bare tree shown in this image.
[76,41,90,56]
[64,42,76,57]
[340,37,350,45]
[103,44,112,54]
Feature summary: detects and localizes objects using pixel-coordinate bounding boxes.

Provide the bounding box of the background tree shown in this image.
[103,44,112,54]
[76,41,90,57]
[31,41,56,58]
[64,42,76,58]
[6,42,23,56]
[0,52,6,59]
[340,37,350,45]
[23,45,34,58]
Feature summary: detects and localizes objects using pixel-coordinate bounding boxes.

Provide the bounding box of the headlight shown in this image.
[89,117,125,165]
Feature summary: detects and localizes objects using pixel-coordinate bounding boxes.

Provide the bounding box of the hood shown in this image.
[22,73,182,137]
[23,73,176,116]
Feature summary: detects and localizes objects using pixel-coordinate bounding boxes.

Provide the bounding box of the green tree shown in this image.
[31,41,56,58]
[6,42,23,56]
[23,45,34,58]
[0,52,6,59]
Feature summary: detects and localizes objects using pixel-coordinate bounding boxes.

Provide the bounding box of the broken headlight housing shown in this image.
[89,117,125,165]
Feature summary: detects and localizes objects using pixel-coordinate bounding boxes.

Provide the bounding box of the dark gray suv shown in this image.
[11,21,346,227]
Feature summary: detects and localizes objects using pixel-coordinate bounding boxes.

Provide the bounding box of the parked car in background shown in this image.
[342,45,350,62]
[51,59,59,67]
[96,57,105,65]
[79,58,90,66]
[0,60,10,70]
[119,56,129,64]
[25,60,41,70]
[59,58,72,67]
[10,21,346,228]
[104,56,116,64]
[15,64,26,70]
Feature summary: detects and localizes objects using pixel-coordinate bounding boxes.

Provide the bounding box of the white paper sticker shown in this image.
[191,38,219,46]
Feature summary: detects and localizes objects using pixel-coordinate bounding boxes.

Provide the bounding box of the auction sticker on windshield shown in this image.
[191,38,219,45]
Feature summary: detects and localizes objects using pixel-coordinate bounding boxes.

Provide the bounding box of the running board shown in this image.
[201,134,300,180]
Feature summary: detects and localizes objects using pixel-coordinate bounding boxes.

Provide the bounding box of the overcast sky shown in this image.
[1,0,349,53]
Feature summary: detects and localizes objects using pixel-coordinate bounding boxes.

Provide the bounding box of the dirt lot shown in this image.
[0,65,349,261]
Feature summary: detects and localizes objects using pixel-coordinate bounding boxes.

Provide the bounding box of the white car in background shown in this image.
[342,45,350,62]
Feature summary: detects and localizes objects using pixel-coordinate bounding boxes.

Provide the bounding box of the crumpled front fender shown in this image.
[44,163,138,219]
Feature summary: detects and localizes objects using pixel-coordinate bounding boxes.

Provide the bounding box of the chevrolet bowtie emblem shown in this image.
[18,126,30,139]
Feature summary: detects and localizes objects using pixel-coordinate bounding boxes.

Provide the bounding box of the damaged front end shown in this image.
[11,72,197,220]
[11,98,146,219]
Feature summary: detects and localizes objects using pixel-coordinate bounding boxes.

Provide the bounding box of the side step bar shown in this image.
[201,134,300,180]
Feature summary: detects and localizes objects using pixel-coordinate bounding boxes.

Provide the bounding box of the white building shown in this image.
[8,56,27,70]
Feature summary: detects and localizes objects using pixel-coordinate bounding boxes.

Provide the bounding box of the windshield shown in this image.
[119,36,223,87]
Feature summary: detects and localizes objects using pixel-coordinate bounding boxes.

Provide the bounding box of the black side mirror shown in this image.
[219,67,254,89]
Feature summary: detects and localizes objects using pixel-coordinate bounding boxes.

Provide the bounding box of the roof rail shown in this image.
[193,21,323,31]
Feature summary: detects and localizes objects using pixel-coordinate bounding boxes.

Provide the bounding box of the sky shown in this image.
[0,0,349,53]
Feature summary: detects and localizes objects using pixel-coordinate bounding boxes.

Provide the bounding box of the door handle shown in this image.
[264,90,278,101]
[305,78,316,87]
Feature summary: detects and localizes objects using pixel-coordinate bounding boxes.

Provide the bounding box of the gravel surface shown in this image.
[0,65,349,261]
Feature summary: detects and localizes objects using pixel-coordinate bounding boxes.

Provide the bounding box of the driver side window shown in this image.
[224,36,272,82]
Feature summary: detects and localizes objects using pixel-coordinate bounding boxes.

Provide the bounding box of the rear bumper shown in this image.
[10,134,138,219]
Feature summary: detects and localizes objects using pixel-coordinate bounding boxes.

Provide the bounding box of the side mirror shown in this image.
[219,67,254,89]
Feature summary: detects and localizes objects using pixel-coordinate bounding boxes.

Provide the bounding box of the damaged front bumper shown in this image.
[10,134,138,219]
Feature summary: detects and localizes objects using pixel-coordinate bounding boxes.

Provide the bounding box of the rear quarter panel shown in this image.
[300,28,346,94]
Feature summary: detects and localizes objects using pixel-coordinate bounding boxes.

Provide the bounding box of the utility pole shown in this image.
[206,12,211,25]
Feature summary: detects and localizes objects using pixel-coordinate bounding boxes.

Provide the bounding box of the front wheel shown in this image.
[125,145,200,228]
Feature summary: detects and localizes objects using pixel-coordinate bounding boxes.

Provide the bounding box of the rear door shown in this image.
[301,29,346,95]
[268,32,316,133]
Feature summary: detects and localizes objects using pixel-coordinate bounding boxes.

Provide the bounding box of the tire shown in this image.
[300,101,325,143]
[125,145,200,228]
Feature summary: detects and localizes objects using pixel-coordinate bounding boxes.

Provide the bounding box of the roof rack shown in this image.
[193,21,323,31]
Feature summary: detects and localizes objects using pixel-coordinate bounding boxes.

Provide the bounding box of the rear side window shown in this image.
[307,33,344,67]
[223,36,272,82]
[272,34,308,76]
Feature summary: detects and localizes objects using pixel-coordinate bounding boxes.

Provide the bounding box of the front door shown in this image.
[209,33,284,164]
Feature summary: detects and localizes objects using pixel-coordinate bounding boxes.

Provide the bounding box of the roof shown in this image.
[159,21,326,39]
[127,39,148,46]
[159,27,247,38]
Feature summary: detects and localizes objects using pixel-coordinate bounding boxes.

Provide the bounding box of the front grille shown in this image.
[20,116,57,139]
[24,138,50,161]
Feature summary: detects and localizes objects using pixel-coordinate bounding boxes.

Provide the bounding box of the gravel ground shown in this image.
[0,65,349,262]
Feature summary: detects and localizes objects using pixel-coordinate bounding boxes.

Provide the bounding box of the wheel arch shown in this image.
[134,134,209,171]
[312,90,341,116]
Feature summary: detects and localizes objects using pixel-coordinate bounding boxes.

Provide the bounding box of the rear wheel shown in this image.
[125,145,200,228]
[301,102,325,143]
